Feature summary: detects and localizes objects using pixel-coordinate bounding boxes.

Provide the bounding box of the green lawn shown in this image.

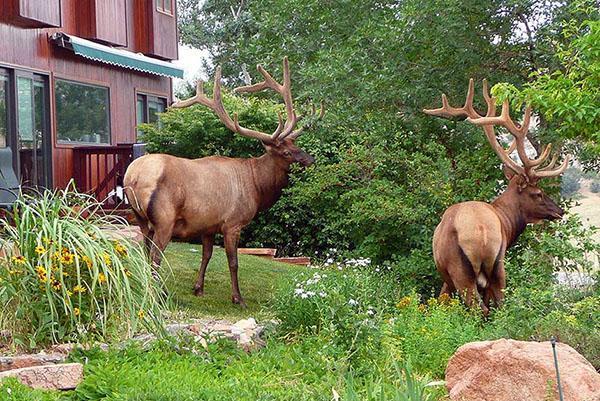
[162,241,306,320]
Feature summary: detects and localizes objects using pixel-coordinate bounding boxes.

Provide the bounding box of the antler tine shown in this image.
[287,100,325,140]
[171,67,274,143]
[233,57,299,141]
[423,78,482,120]
[537,153,558,171]
[532,155,570,179]
[171,80,212,109]
[529,143,552,167]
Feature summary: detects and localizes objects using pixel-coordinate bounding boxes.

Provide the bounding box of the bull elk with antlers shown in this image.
[124,58,323,307]
[424,79,569,315]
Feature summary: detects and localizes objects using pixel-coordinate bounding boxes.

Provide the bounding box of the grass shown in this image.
[163,241,306,320]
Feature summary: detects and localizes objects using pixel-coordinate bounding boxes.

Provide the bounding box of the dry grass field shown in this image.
[571,179,600,269]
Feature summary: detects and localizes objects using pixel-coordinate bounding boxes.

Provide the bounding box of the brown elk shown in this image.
[423,79,569,315]
[124,58,323,307]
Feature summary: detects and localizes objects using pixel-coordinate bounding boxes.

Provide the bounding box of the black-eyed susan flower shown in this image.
[73,284,86,294]
[35,245,46,255]
[11,255,26,265]
[98,272,107,284]
[73,307,80,316]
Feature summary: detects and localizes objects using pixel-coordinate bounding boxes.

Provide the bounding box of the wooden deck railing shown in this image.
[72,144,134,207]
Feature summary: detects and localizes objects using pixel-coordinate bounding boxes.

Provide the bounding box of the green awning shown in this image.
[51,33,184,79]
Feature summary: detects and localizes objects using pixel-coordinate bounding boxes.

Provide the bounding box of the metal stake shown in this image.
[551,336,564,401]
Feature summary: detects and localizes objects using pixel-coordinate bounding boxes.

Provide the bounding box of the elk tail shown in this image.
[123,186,149,222]
[458,245,489,288]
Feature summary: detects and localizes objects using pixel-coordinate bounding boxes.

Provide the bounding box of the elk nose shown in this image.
[302,155,316,167]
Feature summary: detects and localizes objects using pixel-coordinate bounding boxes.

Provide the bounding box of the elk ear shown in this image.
[502,165,518,180]
[514,174,530,192]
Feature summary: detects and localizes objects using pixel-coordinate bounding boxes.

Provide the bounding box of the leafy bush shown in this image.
[273,265,400,365]
[488,290,600,368]
[389,295,484,377]
[0,187,166,348]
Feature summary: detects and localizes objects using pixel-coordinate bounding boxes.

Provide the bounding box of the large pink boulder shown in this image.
[446,339,600,401]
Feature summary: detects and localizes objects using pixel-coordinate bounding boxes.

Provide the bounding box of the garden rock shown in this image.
[446,339,600,401]
[0,353,66,372]
[0,363,83,390]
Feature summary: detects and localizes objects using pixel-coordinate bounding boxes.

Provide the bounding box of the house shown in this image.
[0,0,183,204]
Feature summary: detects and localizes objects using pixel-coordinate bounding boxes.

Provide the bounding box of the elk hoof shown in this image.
[193,287,205,297]
[232,295,247,309]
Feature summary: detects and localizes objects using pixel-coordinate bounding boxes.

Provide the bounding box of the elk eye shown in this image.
[283,151,291,157]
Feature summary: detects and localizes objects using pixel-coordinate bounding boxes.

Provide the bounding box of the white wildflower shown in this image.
[319,291,327,297]
[301,293,309,299]
[348,299,358,306]
[294,288,305,296]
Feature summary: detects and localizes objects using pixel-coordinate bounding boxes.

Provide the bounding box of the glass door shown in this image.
[0,72,8,148]
[16,74,51,188]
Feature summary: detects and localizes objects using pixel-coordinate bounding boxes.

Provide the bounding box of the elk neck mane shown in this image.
[490,187,527,247]
[248,152,291,212]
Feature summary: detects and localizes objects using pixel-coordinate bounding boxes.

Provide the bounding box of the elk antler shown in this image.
[423,79,570,182]
[172,57,323,144]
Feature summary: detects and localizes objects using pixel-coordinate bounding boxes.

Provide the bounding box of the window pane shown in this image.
[55,80,110,144]
[137,95,146,126]
[164,0,172,13]
[147,97,166,124]
[0,75,8,148]
[17,77,34,145]
[156,0,162,10]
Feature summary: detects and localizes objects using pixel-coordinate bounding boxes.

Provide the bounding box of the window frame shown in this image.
[54,78,111,146]
[156,0,174,16]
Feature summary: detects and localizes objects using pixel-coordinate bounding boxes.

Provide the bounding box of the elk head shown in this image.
[171,57,324,169]
[424,79,570,224]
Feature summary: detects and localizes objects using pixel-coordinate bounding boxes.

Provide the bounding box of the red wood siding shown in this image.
[0,0,62,28]
[78,0,128,47]
[0,0,176,189]
[135,0,178,60]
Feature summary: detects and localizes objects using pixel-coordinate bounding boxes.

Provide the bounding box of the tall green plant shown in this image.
[0,186,166,348]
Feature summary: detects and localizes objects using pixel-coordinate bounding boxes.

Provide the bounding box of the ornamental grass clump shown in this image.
[0,187,166,348]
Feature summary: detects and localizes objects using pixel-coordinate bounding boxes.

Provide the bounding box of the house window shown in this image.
[0,72,8,148]
[136,93,167,141]
[55,79,110,144]
[156,0,173,15]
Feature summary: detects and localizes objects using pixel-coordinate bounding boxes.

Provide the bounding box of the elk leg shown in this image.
[439,281,455,297]
[149,222,174,270]
[223,228,246,308]
[144,229,155,255]
[489,262,506,308]
[193,234,215,297]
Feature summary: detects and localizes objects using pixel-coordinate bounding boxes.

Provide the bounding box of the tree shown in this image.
[171,0,595,266]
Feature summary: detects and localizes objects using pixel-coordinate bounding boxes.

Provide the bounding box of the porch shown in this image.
[72,143,144,209]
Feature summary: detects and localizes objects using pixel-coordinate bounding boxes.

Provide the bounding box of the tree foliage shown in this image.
[167,0,597,272]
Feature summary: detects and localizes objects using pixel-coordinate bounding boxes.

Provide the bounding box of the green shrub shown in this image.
[389,295,484,378]
[0,187,166,348]
[0,378,62,401]
[488,289,600,369]
[273,266,400,365]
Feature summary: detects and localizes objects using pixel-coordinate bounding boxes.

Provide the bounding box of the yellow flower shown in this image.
[36,265,47,275]
[35,245,46,255]
[43,237,54,245]
[114,242,127,257]
[124,269,132,277]
[52,280,61,290]
[81,255,92,269]
[52,251,61,261]
[61,253,75,265]
[73,285,86,294]
[11,255,26,265]
[98,272,107,284]
[137,310,145,319]
[396,296,412,309]
[66,290,73,297]
[103,253,111,266]
[73,307,80,316]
